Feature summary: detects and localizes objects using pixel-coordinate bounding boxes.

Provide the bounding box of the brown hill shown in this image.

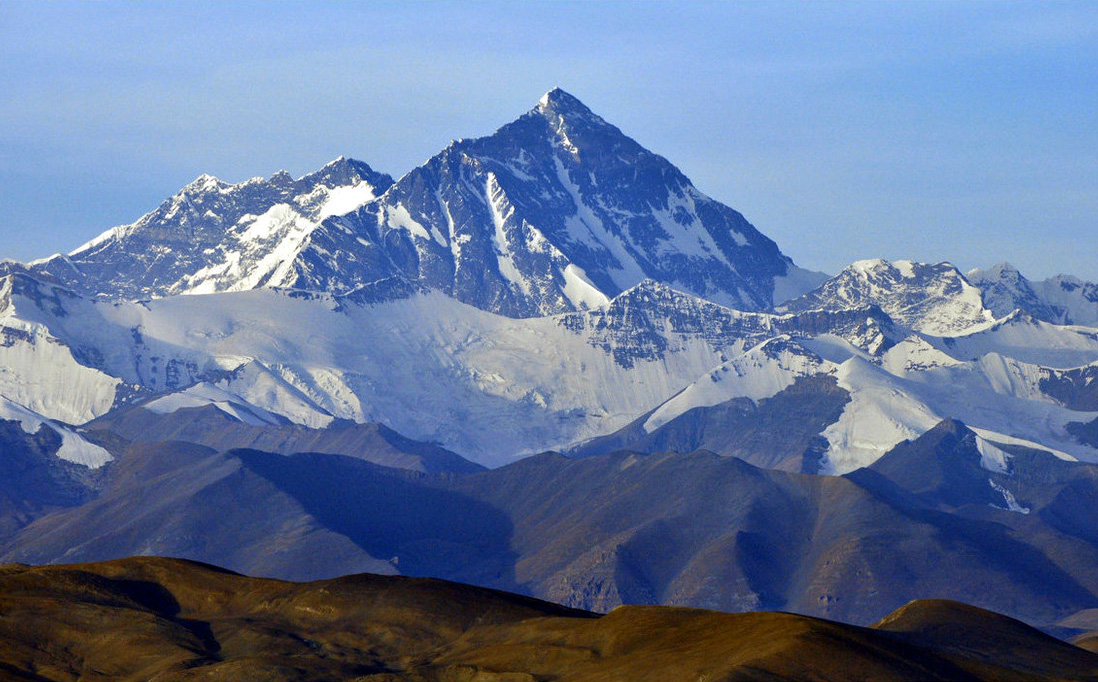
[1,556,1096,682]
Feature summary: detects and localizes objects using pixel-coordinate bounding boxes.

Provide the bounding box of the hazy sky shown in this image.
[2,1,1096,280]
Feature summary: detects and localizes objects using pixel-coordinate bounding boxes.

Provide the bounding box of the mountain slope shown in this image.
[86,402,483,474]
[3,557,1095,682]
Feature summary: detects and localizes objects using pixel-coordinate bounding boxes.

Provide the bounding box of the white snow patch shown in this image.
[561,264,610,310]
[649,190,732,262]
[486,173,531,295]
[894,260,917,279]
[315,182,377,220]
[144,383,283,426]
[383,203,431,242]
[0,395,112,468]
[968,426,1078,462]
[880,336,963,375]
[975,435,1012,473]
[989,478,1030,514]
[772,266,829,306]
[821,357,943,474]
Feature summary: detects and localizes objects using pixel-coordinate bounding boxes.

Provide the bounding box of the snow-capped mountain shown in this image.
[968,262,1098,327]
[296,88,825,316]
[781,259,994,335]
[29,90,824,317]
[30,158,394,299]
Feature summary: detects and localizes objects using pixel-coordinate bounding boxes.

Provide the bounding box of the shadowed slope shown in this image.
[87,403,484,474]
[0,442,515,584]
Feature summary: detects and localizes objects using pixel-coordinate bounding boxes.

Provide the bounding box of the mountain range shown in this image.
[4,89,1098,638]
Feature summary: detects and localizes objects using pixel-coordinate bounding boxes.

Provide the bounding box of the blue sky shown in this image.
[2,1,1096,279]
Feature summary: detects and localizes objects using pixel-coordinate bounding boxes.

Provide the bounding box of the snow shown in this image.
[67,224,123,256]
[382,203,432,242]
[561,264,610,310]
[648,189,733,262]
[315,182,377,221]
[643,338,827,433]
[40,279,1086,471]
[931,313,1098,368]
[821,356,942,475]
[989,479,1030,514]
[179,203,315,295]
[968,426,1077,462]
[553,156,647,291]
[0,395,112,468]
[219,360,335,428]
[894,260,917,279]
[880,336,962,375]
[486,173,532,295]
[975,435,1012,473]
[772,266,829,306]
[145,383,283,426]
[0,317,121,425]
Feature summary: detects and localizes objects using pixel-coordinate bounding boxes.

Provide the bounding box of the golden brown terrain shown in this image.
[0,557,1096,681]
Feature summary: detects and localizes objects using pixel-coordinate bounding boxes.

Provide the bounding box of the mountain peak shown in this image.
[184,173,225,193]
[534,88,607,130]
[538,87,588,112]
[969,262,1023,281]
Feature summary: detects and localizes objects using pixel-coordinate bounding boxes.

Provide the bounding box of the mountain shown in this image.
[31,158,394,300]
[304,88,826,316]
[0,401,106,536]
[0,268,904,466]
[783,259,994,335]
[28,89,824,316]
[10,87,1098,642]
[968,262,1098,327]
[0,441,487,582]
